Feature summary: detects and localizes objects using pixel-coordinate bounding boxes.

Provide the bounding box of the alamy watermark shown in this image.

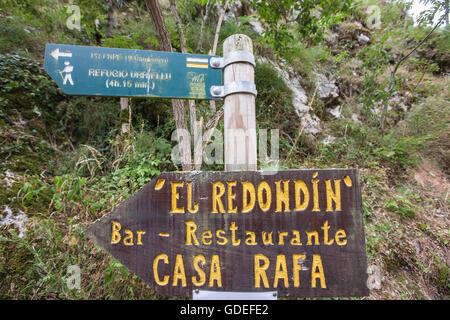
[171,128,280,173]
[366,264,382,290]
[359,0,382,30]
[66,5,81,31]
[66,265,81,290]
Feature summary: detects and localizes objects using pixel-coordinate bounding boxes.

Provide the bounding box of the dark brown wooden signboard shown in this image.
[84,169,369,298]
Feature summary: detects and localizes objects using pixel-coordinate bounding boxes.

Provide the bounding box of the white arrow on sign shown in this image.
[50,48,72,61]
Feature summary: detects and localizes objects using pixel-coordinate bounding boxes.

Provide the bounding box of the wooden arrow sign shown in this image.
[84,170,369,298]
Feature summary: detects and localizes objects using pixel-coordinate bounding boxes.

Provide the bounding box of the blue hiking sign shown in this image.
[44,44,223,100]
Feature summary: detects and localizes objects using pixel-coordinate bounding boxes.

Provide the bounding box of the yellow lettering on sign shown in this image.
[111,220,121,244]
[335,229,347,246]
[153,254,169,286]
[262,232,274,246]
[306,230,319,245]
[257,181,272,212]
[154,178,165,190]
[274,255,289,288]
[209,254,222,287]
[242,181,256,213]
[245,231,257,246]
[311,254,326,288]
[275,180,290,212]
[136,230,146,245]
[187,182,198,213]
[201,230,213,245]
[212,182,225,213]
[170,181,184,213]
[290,230,303,246]
[294,180,309,211]
[254,254,270,288]
[293,254,306,287]
[227,181,237,213]
[321,220,334,245]
[123,229,134,246]
[230,221,240,246]
[173,254,187,287]
[192,254,206,286]
[278,231,288,245]
[343,175,352,187]
[185,221,199,246]
[312,172,320,212]
[216,229,228,245]
[326,179,342,212]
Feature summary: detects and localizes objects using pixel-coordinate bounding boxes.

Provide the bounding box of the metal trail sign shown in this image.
[84,169,369,298]
[44,44,223,99]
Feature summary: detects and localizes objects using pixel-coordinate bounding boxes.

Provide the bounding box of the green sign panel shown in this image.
[44,44,223,100]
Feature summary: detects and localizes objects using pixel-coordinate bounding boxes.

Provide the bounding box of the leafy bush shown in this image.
[0,17,41,56]
[405,78,450,173]
[54,96,120,148]
[0,53,64,121]
[384,195,416,219]
[255,62,293,126]
[108,133,173,193]
[373,135,435,171]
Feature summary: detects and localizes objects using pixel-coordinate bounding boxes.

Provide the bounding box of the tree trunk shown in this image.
[144,0,192,171]
[211,0,230,55]
[196,0,212,52]
[106,1,117,38]
[169,0,187,53]
[106,1,131,138]
[168,0,202,170]
[209,0,230,114]
[120,97,130,136]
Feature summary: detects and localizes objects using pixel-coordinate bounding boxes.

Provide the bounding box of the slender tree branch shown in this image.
[144,0,192,170]
[380,7,449,131]
[197,0,212,52]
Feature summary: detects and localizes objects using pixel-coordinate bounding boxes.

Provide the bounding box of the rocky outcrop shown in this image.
[313,71,339,100]
[257,57,322,136]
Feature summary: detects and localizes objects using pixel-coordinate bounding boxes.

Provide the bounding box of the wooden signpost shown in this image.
[84,169,368,298]
[45,34,369,299]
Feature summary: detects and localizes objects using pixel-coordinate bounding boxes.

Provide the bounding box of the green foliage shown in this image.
[417,0,450,25]
[373,135,435,171]
[430,252,450,295]
[254,61,298,156]
[251,0,354,54]
[51,175,87,213]
[104,258,130,287]
[384,196,416,218]
[107,133,173,194]
[315,120,378,167]
[16,174,87,214]
[103,35,143,49]
[218,18,260,50]
[55,97,120,148]
[435,25,450,53]
[0,54,64,121]
[16,180,49,208]
[359,41,390,73]
[0,17,41,56]
[0,54,65,174]
[255,62,293,126]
